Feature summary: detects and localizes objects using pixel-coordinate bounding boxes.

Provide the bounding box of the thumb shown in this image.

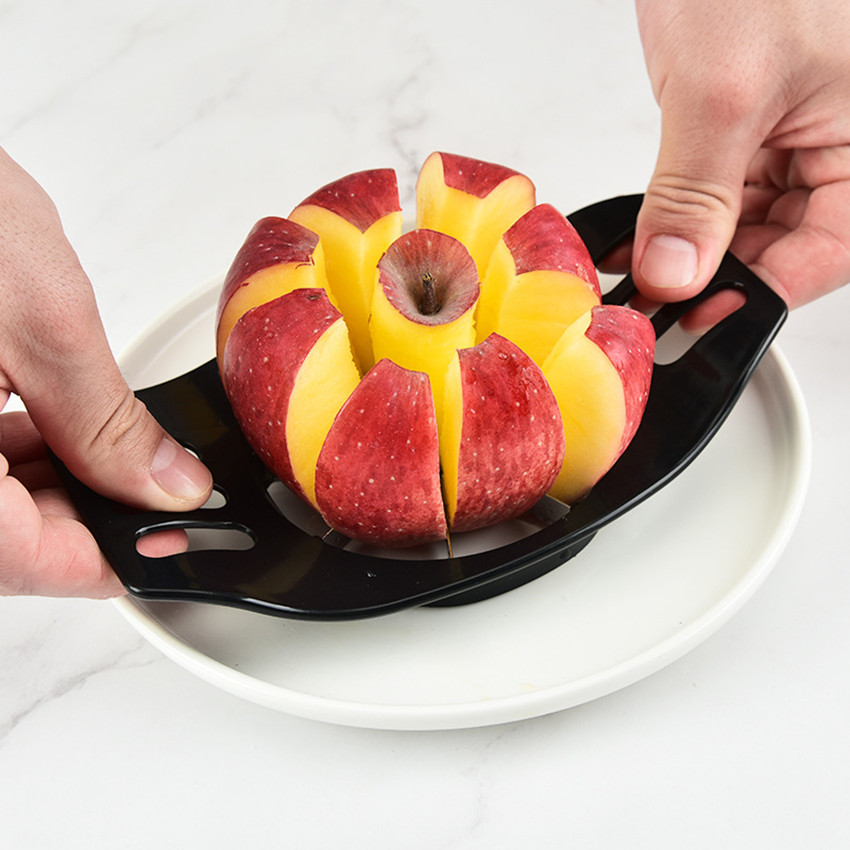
[634,86,757,302]
[13,283,212,512]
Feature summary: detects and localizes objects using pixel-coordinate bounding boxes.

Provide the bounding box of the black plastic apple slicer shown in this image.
[50,194,788,619]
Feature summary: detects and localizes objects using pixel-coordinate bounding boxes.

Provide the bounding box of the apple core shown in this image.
[376,229,479,326]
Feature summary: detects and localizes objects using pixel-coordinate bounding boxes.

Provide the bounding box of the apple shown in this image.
[440,334,566,533]
[416,151,535,278]
[221,288,360,507]
[215,216,331,364]
[369,228,478,426]
[476,203,603,366]
[290,168,402,372]
[314,358,447,546]
[542,305,655,504]
[217,152,657,548]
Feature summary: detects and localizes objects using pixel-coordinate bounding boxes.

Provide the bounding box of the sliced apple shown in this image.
[215,217,331,364]
[369,229,478,425]
[218,155,658,548]
[542,305,655,504]
[221,288,361,506]
[416,151,535,278]
[476,203,603,365]
[440,333,565,533]
[315,359,447,546]
[290,168,403,372]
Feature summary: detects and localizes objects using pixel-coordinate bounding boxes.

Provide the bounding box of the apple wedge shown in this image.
[290,168,403,372]
[221,288,361,507]
[315,359,447,546]
[215,217,331,364]
[369,229,478,425]
[440,334,565,533]
[542,305,655,504]
[476,203,602,365]
[416,151,535,278]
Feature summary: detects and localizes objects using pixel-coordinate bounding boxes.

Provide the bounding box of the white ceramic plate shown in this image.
[113,281,811,730]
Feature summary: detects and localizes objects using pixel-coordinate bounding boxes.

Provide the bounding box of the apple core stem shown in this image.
[420,272,440,316]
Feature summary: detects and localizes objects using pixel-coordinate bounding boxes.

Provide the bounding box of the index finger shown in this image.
[747,178,850,308]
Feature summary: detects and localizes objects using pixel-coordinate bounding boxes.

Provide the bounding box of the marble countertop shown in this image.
[2,1,848,847]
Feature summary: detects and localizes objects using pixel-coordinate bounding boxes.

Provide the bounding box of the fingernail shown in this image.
[640,235,699,289]
[151,437,212,502]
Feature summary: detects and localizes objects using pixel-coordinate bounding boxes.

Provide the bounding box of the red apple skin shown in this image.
[504,203,600,288]
[436,152,526,199]
[216,217,320,329]
[293,168,401,233]
[221,288,341,503]
[314,359,447,546]
[585,305,655,454]
[450,334,566,533]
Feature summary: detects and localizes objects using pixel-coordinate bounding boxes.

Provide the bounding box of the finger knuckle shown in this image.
[701,76,762,127]
[87,390,155,461]
[644,177,738,222]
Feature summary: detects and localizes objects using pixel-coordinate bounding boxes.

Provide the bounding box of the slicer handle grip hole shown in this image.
[653,282,748,366]
[135,523,256,558]
[201,487,228,509]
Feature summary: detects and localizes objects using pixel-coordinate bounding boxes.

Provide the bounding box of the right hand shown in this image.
[632,0,850,326]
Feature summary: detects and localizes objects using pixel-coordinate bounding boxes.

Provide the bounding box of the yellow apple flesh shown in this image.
[440,334,565,532]
[290,169,402,372]
[222,288,360,507]
[416,151,535,277]
[542,305,655,504]
[369,229,478,426]
[477,203,602,365]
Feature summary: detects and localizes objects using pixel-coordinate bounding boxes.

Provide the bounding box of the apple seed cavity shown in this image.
[377,229,479,326]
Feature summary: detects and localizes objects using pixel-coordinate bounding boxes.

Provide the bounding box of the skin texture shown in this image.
[292,168,401,233]
[217,217,320,314]
[584,306,655,455]
[314,359,447,546]
[221,288,360,507]
[0,147,212,597]
[504,204,599,282]
[443,334,565,532]
[436,152,524,199]
[632,0,850,326]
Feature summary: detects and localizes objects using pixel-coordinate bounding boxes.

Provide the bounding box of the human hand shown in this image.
[0,147,213,597]
[632,0,850,325]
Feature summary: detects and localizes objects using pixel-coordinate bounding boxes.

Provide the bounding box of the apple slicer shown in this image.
[51,194,788,619]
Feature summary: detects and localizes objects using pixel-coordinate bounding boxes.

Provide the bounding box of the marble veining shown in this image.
[0,634,156,745]
[0,601,158,745]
